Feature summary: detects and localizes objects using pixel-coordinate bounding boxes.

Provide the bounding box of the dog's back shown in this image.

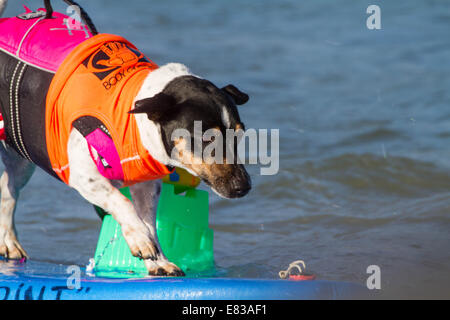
[0,8,92,72]
[0,8,92,176]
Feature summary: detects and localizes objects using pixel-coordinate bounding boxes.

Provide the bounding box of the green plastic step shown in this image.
[93,183,214,278]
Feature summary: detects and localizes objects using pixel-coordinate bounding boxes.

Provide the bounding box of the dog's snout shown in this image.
[233,184,251,197]
[231,179,251,198]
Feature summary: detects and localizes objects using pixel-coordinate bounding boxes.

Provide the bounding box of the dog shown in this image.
[0,0,251,276]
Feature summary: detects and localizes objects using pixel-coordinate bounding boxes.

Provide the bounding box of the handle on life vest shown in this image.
[62,0,99,35]
[42,0,99,35]
[44,0,53,19]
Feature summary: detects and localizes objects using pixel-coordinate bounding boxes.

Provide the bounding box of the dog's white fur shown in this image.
[134,63,193,167]
[0,1,194,273]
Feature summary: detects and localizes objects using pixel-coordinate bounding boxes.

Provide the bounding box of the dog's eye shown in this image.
[202,128,221,143]
[203,135,215,143]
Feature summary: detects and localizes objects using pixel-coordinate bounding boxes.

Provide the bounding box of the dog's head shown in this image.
[130,73,251,199]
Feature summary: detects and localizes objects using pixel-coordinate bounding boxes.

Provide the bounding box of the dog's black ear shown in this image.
[129,93,176,122]
[221,84,249,105]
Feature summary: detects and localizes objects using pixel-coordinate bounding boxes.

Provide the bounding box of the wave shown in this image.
[258,153,450,199]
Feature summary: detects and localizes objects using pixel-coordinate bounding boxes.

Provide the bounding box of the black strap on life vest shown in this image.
[44,0,53,19]
[73,116,111,139]
[73,116,113,170]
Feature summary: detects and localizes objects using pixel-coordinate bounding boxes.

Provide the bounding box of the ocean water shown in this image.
[1,0,450,298]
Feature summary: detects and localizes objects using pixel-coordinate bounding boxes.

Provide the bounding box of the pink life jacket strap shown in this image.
[73,116,124,181]
[85,129,124,181]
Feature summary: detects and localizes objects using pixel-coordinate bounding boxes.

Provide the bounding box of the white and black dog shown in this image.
[0,0,250,276]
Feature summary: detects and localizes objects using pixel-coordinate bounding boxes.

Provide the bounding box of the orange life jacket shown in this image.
[46,33,172,186]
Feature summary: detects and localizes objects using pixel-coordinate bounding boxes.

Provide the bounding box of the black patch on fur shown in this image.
[144,76,247,157]
[129,92,176,122]
[221,84,249,105]
[128,75,252,198]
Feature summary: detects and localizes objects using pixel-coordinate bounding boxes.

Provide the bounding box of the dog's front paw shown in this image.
[145,259,185,277]
[121,225,159,260]
[0,230,28,260]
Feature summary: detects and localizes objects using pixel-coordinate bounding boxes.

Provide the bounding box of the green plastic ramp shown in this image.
[93,183,214,277]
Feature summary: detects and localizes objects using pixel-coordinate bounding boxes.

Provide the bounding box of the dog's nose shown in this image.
[232,182,251,197]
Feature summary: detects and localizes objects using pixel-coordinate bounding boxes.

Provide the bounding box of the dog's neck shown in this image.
[133,63,193,167]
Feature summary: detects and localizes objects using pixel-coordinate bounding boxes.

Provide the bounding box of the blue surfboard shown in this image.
[0,259,368,300]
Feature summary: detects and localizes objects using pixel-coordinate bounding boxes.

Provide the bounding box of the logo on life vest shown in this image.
[82,42,151,89]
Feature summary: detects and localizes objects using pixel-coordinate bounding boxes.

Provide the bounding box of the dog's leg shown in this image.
[67,129,157,261]
[0,142,35,259]
[67,129,181,275]
[129,180,184,276]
